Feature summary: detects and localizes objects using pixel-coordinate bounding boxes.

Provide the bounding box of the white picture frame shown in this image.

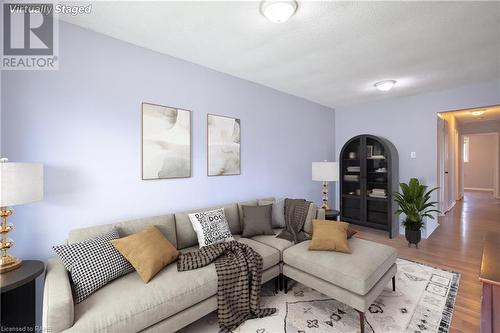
[142,102,191,180]
[207,114,241,176]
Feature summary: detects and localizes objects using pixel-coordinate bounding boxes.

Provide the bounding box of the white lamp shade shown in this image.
[312,162,339,182]
[0,162,43,207]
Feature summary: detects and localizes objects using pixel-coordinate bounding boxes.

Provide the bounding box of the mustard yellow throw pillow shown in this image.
[112,226,179,282]
[309,219,351,253]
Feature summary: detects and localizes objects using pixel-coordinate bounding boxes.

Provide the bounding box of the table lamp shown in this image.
[312,161,339,210]
[0,158,43,273]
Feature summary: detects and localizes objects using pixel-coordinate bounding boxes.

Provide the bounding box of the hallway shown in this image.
[352,190,500,332]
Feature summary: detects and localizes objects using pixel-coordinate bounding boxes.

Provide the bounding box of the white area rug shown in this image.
[178,259,460,333]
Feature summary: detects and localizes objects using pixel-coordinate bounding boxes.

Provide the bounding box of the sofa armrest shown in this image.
[43,256,74,332]
[316,208,326,220]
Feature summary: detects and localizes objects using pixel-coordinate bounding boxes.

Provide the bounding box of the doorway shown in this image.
[437,105,500,214]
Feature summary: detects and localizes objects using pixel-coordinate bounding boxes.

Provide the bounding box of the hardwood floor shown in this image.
[351,190,500,333]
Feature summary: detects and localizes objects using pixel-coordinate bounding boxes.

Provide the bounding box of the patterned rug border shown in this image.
[396,257,461,333]
[397,256,462,276]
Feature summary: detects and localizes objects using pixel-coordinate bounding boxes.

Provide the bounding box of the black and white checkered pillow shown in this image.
[53,229,133,303]
[188,208,234,248]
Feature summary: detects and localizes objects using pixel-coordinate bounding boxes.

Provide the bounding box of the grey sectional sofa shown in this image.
[43,197,396,333]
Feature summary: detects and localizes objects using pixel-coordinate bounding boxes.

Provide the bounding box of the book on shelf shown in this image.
[369,194,388,199]
[369,188,387,198]
[368,155,386,160]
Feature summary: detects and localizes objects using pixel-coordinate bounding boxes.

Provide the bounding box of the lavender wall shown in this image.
[334,80,500,237]
[1,22,335,262]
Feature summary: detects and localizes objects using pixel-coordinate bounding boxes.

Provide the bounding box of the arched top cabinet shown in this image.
[339,134,399,238]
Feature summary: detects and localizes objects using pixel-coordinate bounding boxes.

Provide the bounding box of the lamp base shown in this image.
[0,255,22,273]
[1,207,22,273]
[321,181,330,211]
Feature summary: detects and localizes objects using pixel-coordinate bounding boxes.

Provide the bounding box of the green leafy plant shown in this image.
[394,178,440,231]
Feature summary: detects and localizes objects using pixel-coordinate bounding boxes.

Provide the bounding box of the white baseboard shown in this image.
[424,221,439,239]
[464,187,494,192]
[444,201,456,213]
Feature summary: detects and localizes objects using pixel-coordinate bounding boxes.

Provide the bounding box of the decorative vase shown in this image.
[405,229,421,248]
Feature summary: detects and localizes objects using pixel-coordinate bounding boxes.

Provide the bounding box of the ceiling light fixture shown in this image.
[261,0,298,23]
[374,80,397,92]
[471,110,485,116]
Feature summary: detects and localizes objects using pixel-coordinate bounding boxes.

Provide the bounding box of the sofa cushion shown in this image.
[237,200,257,223]
[241,205,274,238]
[236,238,280,270]
[309,220,351,253]
[111,226,179,283]
[67,257,217,333]
[68,214,177,248]
[180,236,278,271]
[258,198,286,228]
[283,238,397,295]
[302,203,319,234]
[188,208,234,248]
[53,229,134,303]
[175,203,239,249]
[251,228,293,260]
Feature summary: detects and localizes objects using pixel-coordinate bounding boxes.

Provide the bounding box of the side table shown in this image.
[1,260,45,331]
[325,209,340,221]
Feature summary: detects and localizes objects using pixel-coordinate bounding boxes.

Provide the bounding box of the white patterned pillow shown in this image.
[188,208,234,248]
[53,229,134,303]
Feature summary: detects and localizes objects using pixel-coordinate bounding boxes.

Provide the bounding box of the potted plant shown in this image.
[394,178,440,248]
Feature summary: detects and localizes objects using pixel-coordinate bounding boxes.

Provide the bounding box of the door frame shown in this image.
[437,115,451,215]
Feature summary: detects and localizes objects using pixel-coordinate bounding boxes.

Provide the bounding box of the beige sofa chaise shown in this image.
[43,197,396,333]
[283,240,397,333]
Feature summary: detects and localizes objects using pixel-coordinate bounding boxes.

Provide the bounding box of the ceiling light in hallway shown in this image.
[261,0,298,23]
[471,110,485,116]
[374,80,397,92]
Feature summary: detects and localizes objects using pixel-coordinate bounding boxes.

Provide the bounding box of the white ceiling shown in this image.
[451,105,500,124]
[61,1,500,108]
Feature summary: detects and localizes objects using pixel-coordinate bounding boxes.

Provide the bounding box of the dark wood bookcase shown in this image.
[339,135,399,238]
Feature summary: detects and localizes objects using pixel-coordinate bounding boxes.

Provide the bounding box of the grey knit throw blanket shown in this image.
[177,241,276,333]
[276,198,312,243]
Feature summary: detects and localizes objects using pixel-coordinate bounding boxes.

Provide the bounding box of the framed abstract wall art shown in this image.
[207,114,241,176]
[142,102,191,180]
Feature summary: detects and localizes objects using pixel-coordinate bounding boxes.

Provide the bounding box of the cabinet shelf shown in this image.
[367,196,389,201]
[342,194,361,199]
[339,135,399,239]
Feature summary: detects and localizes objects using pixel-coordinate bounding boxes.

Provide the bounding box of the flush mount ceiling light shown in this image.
[471,110,485,116]
[374,80,397,92]
[261,0,298,23]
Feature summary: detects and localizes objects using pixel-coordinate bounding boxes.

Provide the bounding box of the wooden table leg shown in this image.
[357,310,365,333]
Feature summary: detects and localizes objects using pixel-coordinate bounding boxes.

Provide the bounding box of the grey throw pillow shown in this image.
[258,198,285,228]
[241,205,275,238]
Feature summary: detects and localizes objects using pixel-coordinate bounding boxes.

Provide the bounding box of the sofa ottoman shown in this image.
[282,237,397,333]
